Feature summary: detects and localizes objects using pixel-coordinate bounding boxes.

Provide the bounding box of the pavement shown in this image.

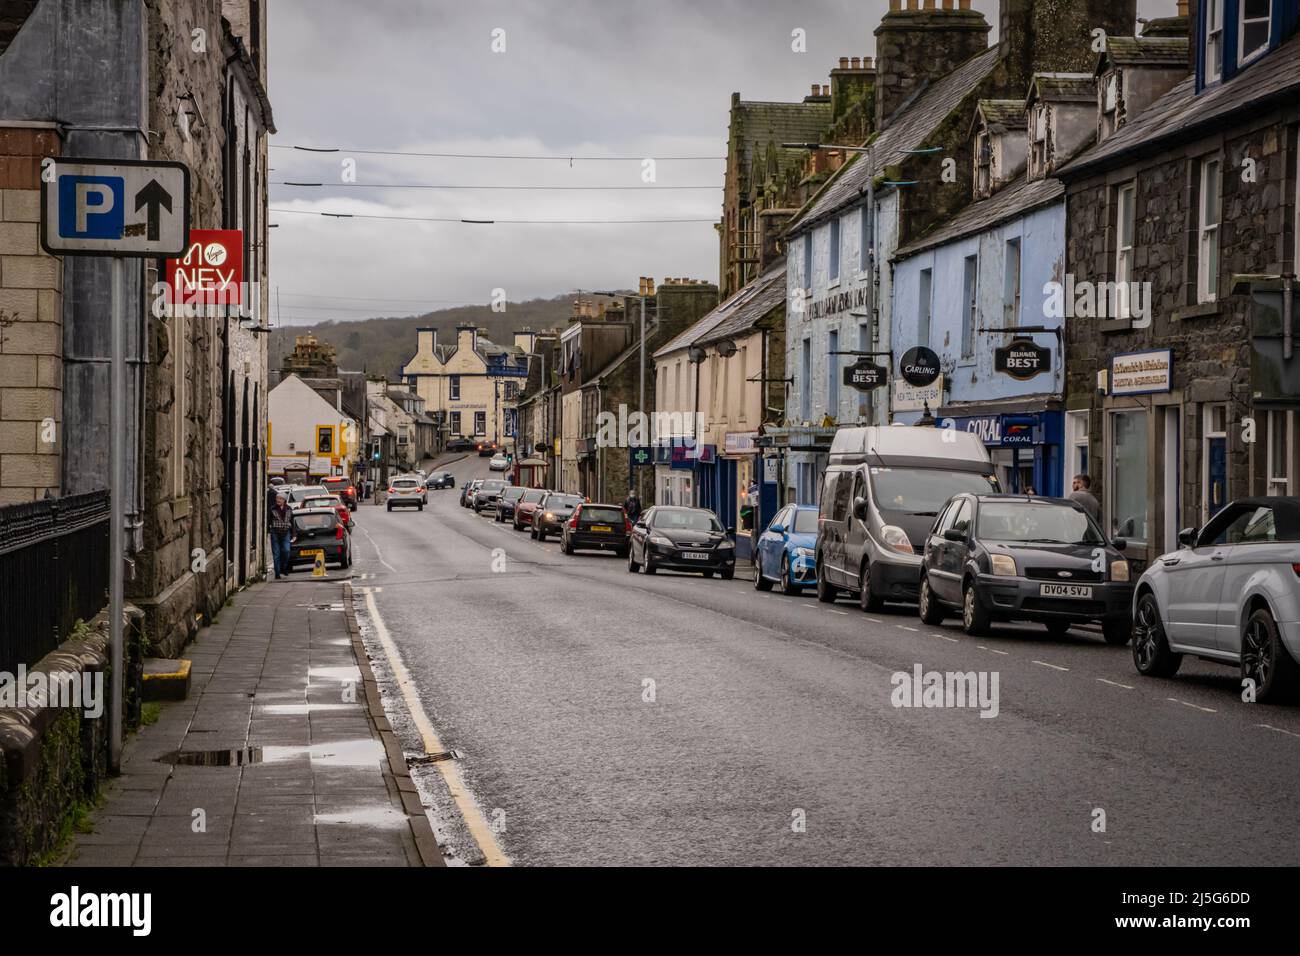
[60,576,442,867]
[350,454,1300,866]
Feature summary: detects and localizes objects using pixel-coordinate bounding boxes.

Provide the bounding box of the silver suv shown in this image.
[1131,497,1300,702]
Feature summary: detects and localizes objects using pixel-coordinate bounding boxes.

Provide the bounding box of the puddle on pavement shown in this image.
[257,703,359,716]
[157,738,384,768]
[308,665,362,684]
[314,806,410,828]
[297,602,345,611]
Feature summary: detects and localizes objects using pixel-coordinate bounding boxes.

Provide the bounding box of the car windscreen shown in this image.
[545,495,582,510]
[791,510,819,534]
[294,513,337,532]
[581,506,623,524]
[480,481,506,492]
[291,486,327,499]
[654,509,722,532]
[521,490,545,503]
[302,498,340,509]
[502,487,526,500]
[869,467,1000,517]
[392,479,420,489]
[976,501,1105,545]
[321,478,347,487]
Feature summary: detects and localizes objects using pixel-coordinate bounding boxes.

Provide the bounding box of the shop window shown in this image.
[1065,410,1089,493]
[1267,409,1293,496]
[1110,409,1149,547]
[1202,403,1228,522]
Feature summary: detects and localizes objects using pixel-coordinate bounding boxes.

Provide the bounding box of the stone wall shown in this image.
[874,4,989,131]
[0,126,61,505]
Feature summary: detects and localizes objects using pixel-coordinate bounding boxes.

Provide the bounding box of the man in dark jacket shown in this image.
[624,491,642,524]
[269,492,294,579]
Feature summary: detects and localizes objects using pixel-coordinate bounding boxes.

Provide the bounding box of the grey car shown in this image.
[1131,496,1300,703]
[473,479,509,513]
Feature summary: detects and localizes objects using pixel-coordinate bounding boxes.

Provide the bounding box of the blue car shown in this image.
[753,504,819,594]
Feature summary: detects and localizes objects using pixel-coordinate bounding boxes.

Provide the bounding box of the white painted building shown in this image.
[267,374,358,480]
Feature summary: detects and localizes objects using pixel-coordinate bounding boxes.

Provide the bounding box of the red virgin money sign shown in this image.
[166,229,243,306]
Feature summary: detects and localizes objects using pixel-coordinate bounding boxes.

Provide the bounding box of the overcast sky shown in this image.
[267,0,1177,327]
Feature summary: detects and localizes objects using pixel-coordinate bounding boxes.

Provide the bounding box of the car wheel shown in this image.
[644,558,657,575]
[1242,606,1299,704]
[776,555,799,595]
[529,525,537,539]
[418,503,424,511]
[815,554,836,603]
[1131,592,1181,678]
[721,568,734,581]
[536,529,546,542]
[962,579,991,636]
[563,536,574,555]
[627,547,640,573]
[1045,620,1071,638]
[918,572,945,624]
[858,563,885,613]
[702,570,714,578]
[754,560,773,592]
[386,504,392,512]
[1101,618,1130,646]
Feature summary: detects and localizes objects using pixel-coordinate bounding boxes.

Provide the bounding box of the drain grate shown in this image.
[157,747,263,766]
[407,749,461,765]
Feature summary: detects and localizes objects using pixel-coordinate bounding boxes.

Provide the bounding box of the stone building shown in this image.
[0,0,273,653]
[1057,0,1300,569]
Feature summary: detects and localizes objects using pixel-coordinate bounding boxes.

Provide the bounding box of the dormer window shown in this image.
[1239,0,1271,66]
[1205,0,1224,82]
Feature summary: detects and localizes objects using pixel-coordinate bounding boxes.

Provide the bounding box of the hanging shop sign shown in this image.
[844,360,888,391]
[994,338,1051,380]
[899,346,941,387]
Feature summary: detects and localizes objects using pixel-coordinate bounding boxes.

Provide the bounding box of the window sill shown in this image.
[1100,316,1134,333]
[1173,301,1220,322]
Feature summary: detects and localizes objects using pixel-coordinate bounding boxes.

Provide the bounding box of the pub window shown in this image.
[450,411,461,434]
[474,411,486,435]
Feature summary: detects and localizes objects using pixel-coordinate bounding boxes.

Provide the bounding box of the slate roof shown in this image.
[893,174,1064,261]
[1061,30,1300,179]
[786,46,1001,234]
[976,100,1027,129]
[731,99,833,188]
[1103,35,1189,68]
[654,265,785,357]
[1029,73,1096,103]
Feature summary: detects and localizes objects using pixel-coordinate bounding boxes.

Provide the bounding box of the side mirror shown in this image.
[1177,527,1197,548]
[943,528,965,542]
[852,496,867,520]
[726,526,736,536]
[1111,537,1127,552]
[769,524,785,535]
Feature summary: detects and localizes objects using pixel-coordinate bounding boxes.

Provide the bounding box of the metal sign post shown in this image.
[41,158,190,772]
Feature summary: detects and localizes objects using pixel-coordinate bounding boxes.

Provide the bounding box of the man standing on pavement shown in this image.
[624,489,642,524]
[1069,474,1101,524]
[269,492,294,579]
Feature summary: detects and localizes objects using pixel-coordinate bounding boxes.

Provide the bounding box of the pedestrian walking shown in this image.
[266,476,283,518]
[269,492,294,580]
[624,490,642,524]
[1069,473,1101,523]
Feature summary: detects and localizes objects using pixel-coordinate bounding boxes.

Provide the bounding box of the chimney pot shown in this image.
[942,0,953,9]
[810,83,820,95]
[924,0,936,9]
[838,56,849,69]
[889,0,900,10]
[850,56,861,68]
[959,0,970,8]
[1176,0,1188,12]
[864,56,873,69]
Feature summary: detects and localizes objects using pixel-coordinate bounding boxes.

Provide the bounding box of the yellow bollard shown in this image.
[312,550,326,578]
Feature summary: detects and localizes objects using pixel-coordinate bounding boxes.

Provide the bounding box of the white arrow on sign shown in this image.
[40,158,190,258]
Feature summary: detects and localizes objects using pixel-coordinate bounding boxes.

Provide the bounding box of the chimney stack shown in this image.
[874,0,989,131]
[999,0,1138,89]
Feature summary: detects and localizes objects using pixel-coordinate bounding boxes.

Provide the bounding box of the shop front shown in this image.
[936,403,1064,497]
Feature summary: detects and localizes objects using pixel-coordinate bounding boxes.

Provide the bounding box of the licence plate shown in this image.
[590,525,612,532]
[1039,583,1093,598]
[303,549,324,559]
[681,552,710,561]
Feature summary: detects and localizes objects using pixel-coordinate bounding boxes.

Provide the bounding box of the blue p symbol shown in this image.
[58,175,124,239]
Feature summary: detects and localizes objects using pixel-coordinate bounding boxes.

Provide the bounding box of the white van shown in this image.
[815,425,1000,610]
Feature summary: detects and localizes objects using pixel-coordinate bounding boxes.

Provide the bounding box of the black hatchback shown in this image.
[917,494,1133,643]
[627,506,735,579]
[561,503,630,557]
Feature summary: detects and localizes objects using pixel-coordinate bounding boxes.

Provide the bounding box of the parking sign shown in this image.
[41,158,190,257]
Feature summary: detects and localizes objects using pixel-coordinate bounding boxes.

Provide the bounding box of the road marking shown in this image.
[357,526,397,573]
[1096,677,1134,690]
[828,609,849,616]
[362,588,509,867]
[1257,723,1300,739]
[803,603,819,609]
[865,618,882,624]
[939,635,959,643]
[896,625,918,632]
[1167,697,1217,714]
[1033,660,1069,671]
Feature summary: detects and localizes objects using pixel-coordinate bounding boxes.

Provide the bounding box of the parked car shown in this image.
[917,494,1133,642]
[513,487,548,530]
[531,492,584,540]
[460,479,484,508]
[446,436,477,453]
[320,476,358,510]
[561,503,630,557]
[495,486,527,523]
[476,439,499,457]
[627,506,735,578]
[289,507,351,570]
[426,471,455,489]
[285,484,329,508]
[1130,496,1300,702]
[816,426,1000,611]
[754,504,819,595]
[488,454,510,472]
[387,475,426,511]
[299,493,352,530]
[473,479,508,513]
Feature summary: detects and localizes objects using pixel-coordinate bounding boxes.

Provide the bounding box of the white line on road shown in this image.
[865,618,882,624]
[1096,678,1134,690]
[1032,660,1069,671]
[361,588,509,867]
[828,609,849,616]
[896,625,919,632]
[1167,697,1217,714]
[1257,723,1300,739]
[357,525,398,573]
[939,635,959,643]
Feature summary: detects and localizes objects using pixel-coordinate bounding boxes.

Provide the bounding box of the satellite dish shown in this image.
[687,346,707,363]
[715,339,738,357]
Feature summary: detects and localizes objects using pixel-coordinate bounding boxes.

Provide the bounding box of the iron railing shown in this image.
[0,490,110,674]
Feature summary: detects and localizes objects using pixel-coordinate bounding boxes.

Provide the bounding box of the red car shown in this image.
[320,475,358,510]
[512,488,548,531]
